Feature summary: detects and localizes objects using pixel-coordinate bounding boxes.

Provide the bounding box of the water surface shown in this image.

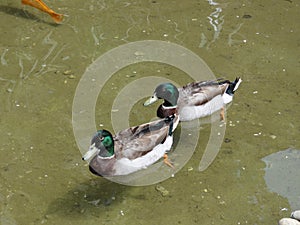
[0,0,299,224]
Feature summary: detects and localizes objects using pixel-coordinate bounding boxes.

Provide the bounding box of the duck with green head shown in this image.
[82,115,179,176]
[144,77,242,121]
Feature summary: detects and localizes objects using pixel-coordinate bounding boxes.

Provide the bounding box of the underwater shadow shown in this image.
[0,5,59,26]
[45,177,129,218]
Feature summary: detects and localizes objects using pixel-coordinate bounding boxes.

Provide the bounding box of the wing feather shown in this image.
[114,118,173,160]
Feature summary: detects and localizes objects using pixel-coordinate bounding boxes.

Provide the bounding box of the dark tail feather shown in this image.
[225,77,242,95]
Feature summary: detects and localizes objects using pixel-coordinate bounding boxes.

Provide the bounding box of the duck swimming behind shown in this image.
[144,77,242,121]
[82,115,179,176]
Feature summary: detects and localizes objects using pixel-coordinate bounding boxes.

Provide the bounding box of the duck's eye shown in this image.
[100,136,104,141]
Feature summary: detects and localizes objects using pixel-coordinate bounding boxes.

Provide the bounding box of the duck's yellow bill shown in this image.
[143,95,158,106]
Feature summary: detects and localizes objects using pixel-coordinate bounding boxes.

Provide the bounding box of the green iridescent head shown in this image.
[82,130,115,161]
[144,83,179,107]
[93,130,114,157]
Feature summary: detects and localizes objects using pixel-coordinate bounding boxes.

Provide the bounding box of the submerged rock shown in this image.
[262,148,300,210]
[155,185,169,197]
[278,218,300,225]
[291,210,300,221]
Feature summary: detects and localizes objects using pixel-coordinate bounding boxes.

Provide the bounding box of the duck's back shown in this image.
[177,80,228,121]
[114,116,178,160]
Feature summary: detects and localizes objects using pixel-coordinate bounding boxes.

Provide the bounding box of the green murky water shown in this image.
[1,0,299,224]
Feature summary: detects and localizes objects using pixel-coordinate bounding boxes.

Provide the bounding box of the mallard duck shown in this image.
[21,0,63,23]
[82,115,179,176]
[144,77,242,121]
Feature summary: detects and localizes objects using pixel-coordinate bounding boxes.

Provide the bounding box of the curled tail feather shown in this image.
[226,77,242,96]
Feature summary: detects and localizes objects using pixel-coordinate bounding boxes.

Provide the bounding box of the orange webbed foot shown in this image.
[163,154,174,169]
[22,0,63,23]
[220,107,225,121]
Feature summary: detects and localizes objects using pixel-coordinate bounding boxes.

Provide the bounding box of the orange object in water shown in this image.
[22,0,63,23]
